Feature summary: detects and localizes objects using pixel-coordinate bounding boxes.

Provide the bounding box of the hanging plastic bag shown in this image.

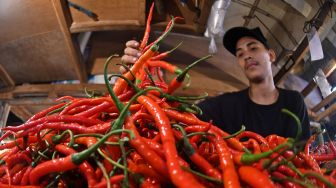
[204,0,231,54]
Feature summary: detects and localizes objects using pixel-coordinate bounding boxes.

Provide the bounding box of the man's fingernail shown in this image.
[135,42,139,46]
[137,52,141,57]
[133,57,137,62]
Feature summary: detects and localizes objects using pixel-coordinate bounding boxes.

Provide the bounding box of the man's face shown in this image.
[235,37,275,83]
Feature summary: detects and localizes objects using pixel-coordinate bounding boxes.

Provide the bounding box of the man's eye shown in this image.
[250,47,257,51]
[237,53,243,57]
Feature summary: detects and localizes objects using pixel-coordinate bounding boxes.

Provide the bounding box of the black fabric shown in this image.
[197,88,311,141]
[223,27,269,55]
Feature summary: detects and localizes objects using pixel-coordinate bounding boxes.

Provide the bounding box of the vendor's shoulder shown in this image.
[278,88,302,98]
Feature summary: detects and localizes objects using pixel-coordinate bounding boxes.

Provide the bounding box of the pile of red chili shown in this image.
[0,3,335,188]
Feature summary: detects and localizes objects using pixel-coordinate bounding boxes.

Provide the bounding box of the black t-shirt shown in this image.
[197,88,310,141]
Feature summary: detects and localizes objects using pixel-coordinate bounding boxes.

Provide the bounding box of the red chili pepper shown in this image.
[150,42,183,61]
[11,167,27,185]
[239,166,275,188]
[127,159,167,184]
[271,171,303,188]
[210,125,249,152]
[167,55,211,94]
[27,102,67,122]
[311,153,336,162]
[74,101,113,117]
[139,176,161,188]
[207,131,241,188]
[266,134,286,150]
[328,140,336,154]
[124,116,170,180]
[113,18,175,95]
[0,136,37,150]
[298,152,321,173]
[163,108,207,125]
[29,154,77,185]
[60,98,111,115]
[237,131,269,147]
[55,144,97,187]
[147,60,182,74]
[0,183,41,188]
[5,151,31,169]
[137,96,204,188]
[282,151,305,168]
[139,2,154,51]
[304,134,316,155]
[277,165,297,178]
[246,138,261,154]
[142,17,183,52]
[172,127,222,180]
[2,115,103,132]
[16,122,110,139]
[95,175,124,188]
[20,166,33,185]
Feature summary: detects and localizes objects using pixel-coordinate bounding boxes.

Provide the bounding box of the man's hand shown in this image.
[119,40,142,73]
[121,40,141,64]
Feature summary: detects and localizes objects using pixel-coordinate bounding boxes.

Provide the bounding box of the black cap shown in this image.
[223,27,269,56]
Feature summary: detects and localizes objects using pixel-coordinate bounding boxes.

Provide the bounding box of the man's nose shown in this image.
[244,55,252,61]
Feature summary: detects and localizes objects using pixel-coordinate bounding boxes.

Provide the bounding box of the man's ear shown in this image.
[268,49,276,62]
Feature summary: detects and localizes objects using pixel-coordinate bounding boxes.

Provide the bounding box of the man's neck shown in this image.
[249,79,278,105]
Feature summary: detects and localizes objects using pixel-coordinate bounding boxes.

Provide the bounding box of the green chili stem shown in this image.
[144,68,157,87]
[52,151,57,160]
[45,174,61,188]
[281,108,302,142]
[108,74,140,93]
[109,149,134,177]
[97,148,125,170]
[223,125,246,139]
[52,130,74,147]
[116,63,136,79]
[74,133,104,138]
[242,139,294,165]
[71,129,134,165]
[104,54,125,112]
[32,148,49,167]
[181,166,223,184]
[304,171,336,188]
[172,124,195,156]
[271,176,315,188]
[119,138,129,188]
[96,159,111,188]
[186,132,215,138]
[176,54,212,82]
[47,102,71,116]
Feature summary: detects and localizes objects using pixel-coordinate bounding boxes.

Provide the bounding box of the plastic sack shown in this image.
[204,0,231,54]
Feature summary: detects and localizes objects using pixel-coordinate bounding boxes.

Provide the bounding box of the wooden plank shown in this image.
[311,91,336,112]
[10,106,33,122]
[69,0,145,32]
[0,102,10,129]
[301,58,336,97]
[0,31,78,84]
[0,84,108,100]
[0,64,15,87]
[70,21,143,33]
[51,0,88,83]
[0,0,59,44]
[315,103,336,122]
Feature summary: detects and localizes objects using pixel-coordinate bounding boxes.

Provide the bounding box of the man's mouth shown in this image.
[245,61,258,70]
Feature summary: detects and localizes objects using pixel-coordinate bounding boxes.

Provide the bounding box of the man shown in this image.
[121,27,311,141]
